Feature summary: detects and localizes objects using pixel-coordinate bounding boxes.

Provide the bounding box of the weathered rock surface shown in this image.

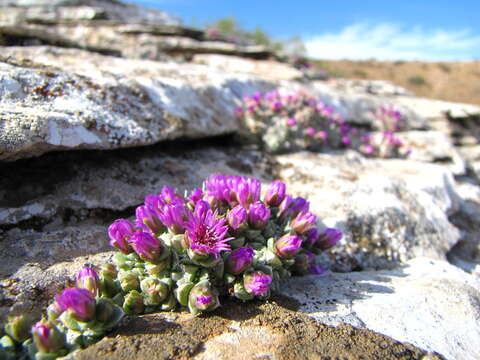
[284,257,480,360]
[68,294,440,360]
[276,151,461,271]
[396,130,466,175]
[0,0,181,26]
[0,46,277,160]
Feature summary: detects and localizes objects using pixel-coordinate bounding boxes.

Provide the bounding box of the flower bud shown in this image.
[291,212,317,234]
[236,177,261,208]
[158,203,186,234]
[108,219,134,254]
[264,181,286,207]
[136,205,164,235]
[100,263,118,279]
[225,247,254,275]
[160,186,184,205]
[291,251,315,275]
[243,271,272,296]
[32,320,66,354]
[188,282,220,314]
[188,188,204,206]
[317,228,343,250]
[248,201,271,230]
[227,205,248,232]
[94,298,124,329]
[140,278,169,305]
[55,288,96,322]
[76,266,100,297]
[5,315,33,342]
[118,271,140,292]
[305,228,320,245]
[123,290,144,315]
[130,231,165,263]
[275,235,302,259]
[47,301,63,321]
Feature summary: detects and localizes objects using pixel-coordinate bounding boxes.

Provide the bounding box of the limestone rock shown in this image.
[68,294,439,360]
[192,54,303,81]
[396,130,466,175]
[276,151,461,271]
[284,257,480,360]
[0,0,181,26]
[0,46,276,161]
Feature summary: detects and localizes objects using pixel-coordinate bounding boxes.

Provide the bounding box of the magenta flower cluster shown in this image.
[236,91,411,159]
[359,104,411,158]
[0,175,343,360]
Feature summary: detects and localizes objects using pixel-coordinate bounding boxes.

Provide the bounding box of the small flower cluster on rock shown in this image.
[236,90,411,158]
[0,175,342,359]
[359,105,411,158]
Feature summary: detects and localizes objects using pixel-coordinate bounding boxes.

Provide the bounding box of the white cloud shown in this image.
[305,23,480,61]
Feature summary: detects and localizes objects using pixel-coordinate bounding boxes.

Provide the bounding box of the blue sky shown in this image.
[132,0,480,61]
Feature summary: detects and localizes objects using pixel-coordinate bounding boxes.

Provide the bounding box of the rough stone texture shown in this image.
[0,46,276,160]
[396,130,466,175]
[0,0,181,26]
[329,78,415,97]
[448,179,480,274]
[68,295,440,360]
[275,151,461,271]
[0,144,274,320]
[192,54,303,81]
[284,257,480,360]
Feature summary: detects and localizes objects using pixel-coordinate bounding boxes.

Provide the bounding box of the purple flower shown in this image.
[136,205,164,234]
[248,201,271,229]
[306,127,316,136]
[305,228,320,245]
[160,186,184,205]
[205,174,230,203]
[144,194,164,213]
[130,231,164,263]
[286,117,297,127]
[278,195,294,222]
[196,295,212,305]
[290,197,310,217]
[271,100,283,111]
[225,247,254,275]
[342,136,352,146]
[55,288,96,322]
[188,188,204,205]
[363,144,375,155]
[291,212,317,234]
[315,102,325,112]
[236,177,261,208]
[108,219,134,254]
[76,266,100,296]
[244,271,272,296]
[32,321,65,354]
[188,283,219,312]
[158,203,186,234]
[316,130,328,140]
[227,205,248,231]
[275,234,302,259]
[264,180,286,207]
[184,208,232,257]
[194,200,210,219]
[317,228,343,250]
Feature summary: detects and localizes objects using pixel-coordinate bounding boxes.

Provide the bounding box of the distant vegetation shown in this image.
[204,16,306,57]
[408,75,428,87]
[311,59,480,106]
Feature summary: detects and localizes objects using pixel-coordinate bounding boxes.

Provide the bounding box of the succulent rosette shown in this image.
[1,174,344,359]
